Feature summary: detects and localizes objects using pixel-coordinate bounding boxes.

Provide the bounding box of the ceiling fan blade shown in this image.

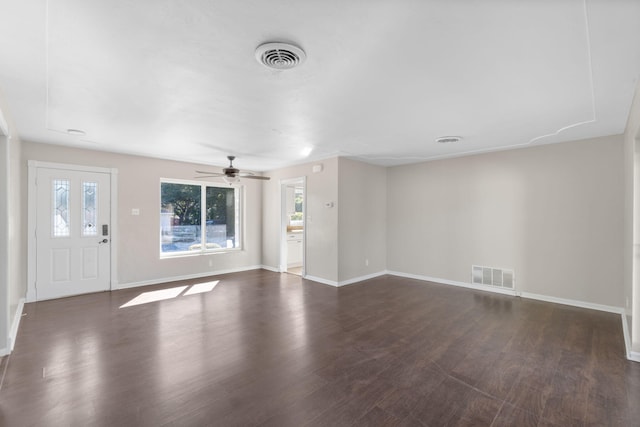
[195,156,269,181]
[195,170,223,175]
[240,175,270,181]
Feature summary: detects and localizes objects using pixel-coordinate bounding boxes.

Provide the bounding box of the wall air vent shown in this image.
[255,42,306,70]
[472,265,514,289]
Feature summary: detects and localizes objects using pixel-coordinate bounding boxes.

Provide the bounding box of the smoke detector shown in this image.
[255,42,306,70]
[67,129,86,136]
[435,136,462,144]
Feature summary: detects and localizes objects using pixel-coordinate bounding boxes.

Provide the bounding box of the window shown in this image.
[291,187,303,222]
[160,180,240,256]
[52,179,70,237]
[82,181,98,236]
[286,185,304,226]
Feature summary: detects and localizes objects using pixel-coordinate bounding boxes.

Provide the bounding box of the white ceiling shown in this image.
[1,0,639,171]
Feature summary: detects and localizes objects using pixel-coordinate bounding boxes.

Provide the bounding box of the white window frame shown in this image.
[160,178,242,258]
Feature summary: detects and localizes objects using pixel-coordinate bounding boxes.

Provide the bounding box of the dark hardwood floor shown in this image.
[0,270,638,426]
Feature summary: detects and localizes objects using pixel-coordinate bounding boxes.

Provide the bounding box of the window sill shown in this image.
[160,248,243,259]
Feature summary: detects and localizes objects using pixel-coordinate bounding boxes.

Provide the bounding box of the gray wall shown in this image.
[262,158,339,283]
[338,157,387,282]
[387,136,625,307]
[21,142,263,287]
[0,94,25,354]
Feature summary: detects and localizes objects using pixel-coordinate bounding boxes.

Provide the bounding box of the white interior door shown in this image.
[35,167,111,300]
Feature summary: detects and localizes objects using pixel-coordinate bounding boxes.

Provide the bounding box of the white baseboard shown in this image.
[620,312,638,363]
[386,270,518,297]
[26,288,36,303]
[260,265,281,273]
[304,275,339,287]
[0,298,26,356]
[518,291,624,314]
[338,271,387,287]
[304,271,387,288]
[9,298,24,352]
[114,265,264,290]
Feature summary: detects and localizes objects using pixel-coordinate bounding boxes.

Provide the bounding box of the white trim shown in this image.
[304,275,339,287]
[27,160,114,174]
[8,298,24,352]
[0,108,9,137]
[519,291,624,314]
[387,270,518,297]
[110,169,118,292]
[0,133,8,353]
[260,265,281,273]
[338,271,387,287]
[620,313,639,362]
[27,161,119,302]
[279,177,307,275]
[0,347,8,357]
[26,162,37,302]
[114,265,264,290]
[303,271,387,288]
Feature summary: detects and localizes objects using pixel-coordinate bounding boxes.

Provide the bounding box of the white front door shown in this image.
[35,167,111,300]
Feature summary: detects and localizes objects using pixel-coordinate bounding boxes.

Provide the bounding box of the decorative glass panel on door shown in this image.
[52,179,70,237]
[82,181,98,236]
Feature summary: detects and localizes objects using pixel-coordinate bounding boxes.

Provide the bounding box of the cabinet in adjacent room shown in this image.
[287,232,303,267]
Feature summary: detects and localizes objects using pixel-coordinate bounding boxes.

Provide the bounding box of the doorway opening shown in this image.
[280,177,305,276]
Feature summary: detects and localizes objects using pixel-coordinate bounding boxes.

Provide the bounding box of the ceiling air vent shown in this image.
[255,42,306,70]
[435,136,462,144]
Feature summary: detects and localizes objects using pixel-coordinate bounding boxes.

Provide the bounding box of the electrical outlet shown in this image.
[208,259,213,267]
[365,258,369,266]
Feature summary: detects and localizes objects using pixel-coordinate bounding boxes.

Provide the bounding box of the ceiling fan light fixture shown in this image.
[255,42,306,70]
[223,176,240,185]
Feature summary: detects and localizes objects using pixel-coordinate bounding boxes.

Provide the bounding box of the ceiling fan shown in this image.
[195,156,270,181]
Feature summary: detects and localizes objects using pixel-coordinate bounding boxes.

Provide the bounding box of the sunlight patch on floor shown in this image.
[120,286,188,308]
[120,280,220,308]
[184,281,219,296]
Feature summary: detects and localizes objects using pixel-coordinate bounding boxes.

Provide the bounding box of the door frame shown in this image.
[280,176,306,276]
[27,161,119,302]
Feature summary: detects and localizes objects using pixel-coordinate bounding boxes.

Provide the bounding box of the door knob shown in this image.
[99,238,109,244]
